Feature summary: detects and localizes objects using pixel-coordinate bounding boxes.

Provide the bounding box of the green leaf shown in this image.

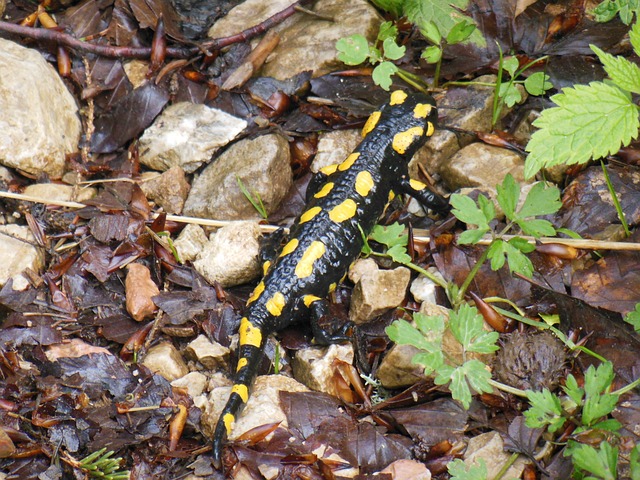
[449,304,499,353]
[458,228,487,245]
[386,319,438,353]
[369,0,404,18]
[630,444,640,480]
[583,394,619,426]
[382,37,405,61]
[591,45,640,94]
[524,72,553,95]
[508,236,536,254]
[446,19,476,44]
[462,359,494,395]
[421,45,442,64]
[377,21,398,42]
[450,194,492,229]
[624,303,640,333]
[372,62,398,90]
[386,244,412,264]
[524,81,640,179]
[584,362,615,398]
[498,82,523,107]
[592,0,622,23]
[414,312,446,339]
[517,181,563,218]
[563,373,585,406]
[630,18,640,55]
[487,240,507,271]
[448,458,488,480]
[336,34,370,65]
[420,20,441,44]
[477,194,496,221]
[570,442,618,480]
[504,239,534,277]
[502,56,519,76]
[404,0,485,47]
[524,389,566,432]
[516,218,557,237]
[446,366,473,408]
[496,173,519,220]
[412,351,445,375]
[370,223,407,248]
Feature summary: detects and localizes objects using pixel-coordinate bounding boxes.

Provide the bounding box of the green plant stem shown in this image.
[612,375,640,396]
[370,251,448,289]
[433,55,442,89]
[491,42,505,128]
[395,68,429,94]
[600,159,630,237]
[456,243,492,305]
[488,378,528,397]
[483,296,525,317]
[493,452,521,480]
[443,81,496,88]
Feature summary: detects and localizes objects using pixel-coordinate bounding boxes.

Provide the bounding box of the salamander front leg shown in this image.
[397,176,450,214]
[303,295,353,344]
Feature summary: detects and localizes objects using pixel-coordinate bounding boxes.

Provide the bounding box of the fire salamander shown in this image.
[211,90,450,465]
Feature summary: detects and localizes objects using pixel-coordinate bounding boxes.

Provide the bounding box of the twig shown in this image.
[0,0,313,59]
[2,190,640,251]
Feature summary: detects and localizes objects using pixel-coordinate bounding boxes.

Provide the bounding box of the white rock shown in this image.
[139,102,247,173]
[349,266,411,324]
[172,372,208,398]
[174,224,209,263]
[23,184,96,203]
[380,459,431,479]
[142,342,189,381]
[292,343,354,395]
[193,221,261,287]
[0,38,81,179]
[185,334,230,370]
[0,225,45,290]
[464,432,529,479]
[312,129,361,173]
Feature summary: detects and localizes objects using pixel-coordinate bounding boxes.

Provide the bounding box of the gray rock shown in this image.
[183,133,292,220]
[464,432,529,479]
[0,39,81,179]
[208,0,298,39]
[261,0,382,80]
[349,264,411,324]
[139,166,190,214]
[292,343,354,395]
[440,143,526,191]
[185,334,230,370]
[311,129,361,173]
[138,102,247,173]
[174,224,209,263]
[410,271,444,304]
[193,221,261,287]
[0,225,45,291]
[142,342,189,381]
[23,183,97,203]
[203,374,308,441]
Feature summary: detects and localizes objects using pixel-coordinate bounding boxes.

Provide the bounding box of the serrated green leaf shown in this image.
[592,0,622,23]
[592,45,640,94]
[591,418,623,432]
[517,181,562,218]
[508,236,536,253]
[630,444,640,479]
[630,18,640,55]
[625,303,640,333]
[487,240,507,271]
[446,19,476,44]
[516,218,557,237]
[584,362,615,397]
[421,45,442,64]
[463,359,494,394]
[377,21,398,42]
[524,81,640,179]
[524,389,565,432]
[525,72,553,96]
[382,37,405,61]
[477,194,496,222]
[450,194,491,228]
[414,312,446,338]
[370,223,407,248]
[369,0,404,17]
[448,458,487,480]
[386,319,436,352]
[496,173,519,220]
[413,351,444,375]
[448,304,485,350]
[373,61,398,90]
[336,35,370,65]
[504,241,534,277]
[502,56,519,76]
[420,20,441,44]
[498,82,523,107]
[563,374,585,406]
[447,366,473,408]
[404,0,485,47]
[570,442,618,480]
[369,46,383,63]
[583,394,619,426]
[458,228,487,245]
[387,244,412,263]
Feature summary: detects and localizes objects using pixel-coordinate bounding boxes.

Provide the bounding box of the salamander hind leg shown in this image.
[304,295,353,344]
[397,176,450,214]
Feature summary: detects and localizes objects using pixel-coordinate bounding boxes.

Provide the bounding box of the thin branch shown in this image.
[0,0,313,60]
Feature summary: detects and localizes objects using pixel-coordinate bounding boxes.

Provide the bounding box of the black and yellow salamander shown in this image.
[211,89,450,466]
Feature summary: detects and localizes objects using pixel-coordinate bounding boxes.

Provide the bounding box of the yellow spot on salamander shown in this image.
[392,126,424,154]
[231,384,249,403]
[303,295,321,307]
[246,281,264,305]
[409,179,427,191]
[362,111,381,137]
[390,90,408,105]
[280,238,298,257]
[338,152,360,171]
[300,206,321,224]
[239,317,262,348]
[266,292,286,316]
[319,164,339,176]
[223,413,235,433]
[295,241,326,278]
[388,190,395,202]
[426,121,435,136]
[262,261,271,276]
[314,182,334,199]
[355,170,374,197]
[329,199,357,223]
[236,357,248,371]
[328,282,337,293]
[413,103,433,119]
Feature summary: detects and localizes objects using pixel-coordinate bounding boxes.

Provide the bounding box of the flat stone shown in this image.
[0,225,45,290]
[292,343,354,395]
[0,38,81,179]
[174,224,209,263]
[193,221,261,287]
[185,334,230,370]
[349,265,411,324]
[142,342,189,381]
[311,129,361,173]
[183,133,292,220]
[139,166,190,214]
[171,371,208,399]
[23,184,97,203]
[138,102,247,173]
[464,432,529,479]
[208,0,298,39]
